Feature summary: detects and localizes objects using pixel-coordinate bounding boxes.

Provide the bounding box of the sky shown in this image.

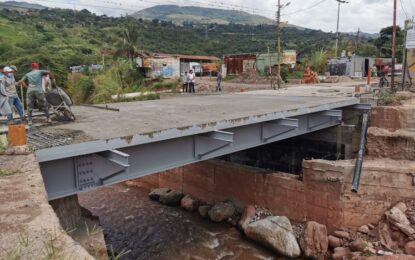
[3,0,413,33]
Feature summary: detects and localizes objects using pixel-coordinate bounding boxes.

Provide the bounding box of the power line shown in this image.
[399,0,409,19]
[403,0,415,14]
[403,0,415,18]
[22,0,277,17]
[282,0,329,17]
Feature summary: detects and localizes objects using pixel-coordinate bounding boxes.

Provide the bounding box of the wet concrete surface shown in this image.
[45,94,357,142]
[79,183,280,260]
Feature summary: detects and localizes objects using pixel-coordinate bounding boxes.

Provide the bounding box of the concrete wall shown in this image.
[150,57,180,78]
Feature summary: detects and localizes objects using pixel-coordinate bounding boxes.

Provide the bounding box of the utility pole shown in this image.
[276,0,290,89]
[276,0,282,89]
[335,0,348,58]
[268,46,274,89]
[355,28,360,53]
[391,0,397,91]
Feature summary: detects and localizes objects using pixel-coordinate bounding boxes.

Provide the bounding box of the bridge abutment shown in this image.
[50,195,108,259]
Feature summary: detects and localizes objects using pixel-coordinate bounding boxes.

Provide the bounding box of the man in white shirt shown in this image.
[187,70,195,93]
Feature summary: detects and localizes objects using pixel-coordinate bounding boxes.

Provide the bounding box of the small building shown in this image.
[328,56,375,78]
[224,54,257,75]
[69,64,104,74]
[146,53,220,78]
[224,51,297,76]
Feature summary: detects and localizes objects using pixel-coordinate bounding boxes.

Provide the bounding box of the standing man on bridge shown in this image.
[4,66,24,122]
[19,62,53,126]
[0,65,12,123]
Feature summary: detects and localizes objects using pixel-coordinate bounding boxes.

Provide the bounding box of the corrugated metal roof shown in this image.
[152,53,220,61]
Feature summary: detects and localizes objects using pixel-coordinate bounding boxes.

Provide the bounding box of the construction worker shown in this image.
[19,62,53,126]
[0,65,12,123]
[4,66,24,122]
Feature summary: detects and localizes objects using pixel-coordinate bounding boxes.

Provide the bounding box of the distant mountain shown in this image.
[131,5,275,26]
[345,31,380,40]
[0,1,46,10]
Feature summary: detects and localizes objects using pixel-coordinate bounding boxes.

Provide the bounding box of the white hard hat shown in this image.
[3,66,13,73]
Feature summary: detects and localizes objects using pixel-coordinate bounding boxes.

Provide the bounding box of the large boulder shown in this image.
[159,190,184,206]
[239,205,256,230]
[149,188,170,201]
[180,195,199,211]
[385,207,415,238]
[244,216,301,258]
[208,202,235,222]
[300,221,328,260]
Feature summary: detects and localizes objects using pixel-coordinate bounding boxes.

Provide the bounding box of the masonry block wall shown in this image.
[127,158,415,232]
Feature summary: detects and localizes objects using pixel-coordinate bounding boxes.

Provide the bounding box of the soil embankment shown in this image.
[0,154,94,259]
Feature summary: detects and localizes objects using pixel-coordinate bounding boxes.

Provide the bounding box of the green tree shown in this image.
[374,26,404,61]
[114,23,141,68]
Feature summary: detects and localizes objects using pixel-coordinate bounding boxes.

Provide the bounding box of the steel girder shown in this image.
[38,108,352,200]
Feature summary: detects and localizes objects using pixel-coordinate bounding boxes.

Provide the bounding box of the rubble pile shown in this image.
[327,200,415,260]
[232,68,270,84]
[149,188,415,259]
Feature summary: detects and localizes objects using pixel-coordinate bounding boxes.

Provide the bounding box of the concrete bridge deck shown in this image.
[31,93,366,200]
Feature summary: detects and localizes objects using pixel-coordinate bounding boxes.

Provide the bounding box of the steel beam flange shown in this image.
[308,110,343,130]
[97,149,130,168]
[349,103,372,111]
[262,118,299,142]
[96,149,130,185]
[195,130,234,158]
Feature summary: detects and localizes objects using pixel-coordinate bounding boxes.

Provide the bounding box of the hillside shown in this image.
[131,5,274,26]
[0,8,379,87]
[0,1,46,10]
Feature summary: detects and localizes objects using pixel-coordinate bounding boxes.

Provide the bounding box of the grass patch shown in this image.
[109,245,131,260]
[377,91,411,106]
[149,78,181,92]
[0,168,21,177]
[286,70,304,80]
[223,75,238,81]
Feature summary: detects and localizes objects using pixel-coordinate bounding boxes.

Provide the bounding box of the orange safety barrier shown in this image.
[8,124,26,146]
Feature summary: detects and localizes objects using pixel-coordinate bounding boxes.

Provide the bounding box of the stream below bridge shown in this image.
[79,183,281,260]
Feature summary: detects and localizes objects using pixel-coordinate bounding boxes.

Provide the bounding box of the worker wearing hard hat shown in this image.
[3,66,24,122]
[19,62,53,126]
[0,65,12,123]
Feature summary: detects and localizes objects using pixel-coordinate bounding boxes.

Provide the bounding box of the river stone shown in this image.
[198,205,212,218]
[208,202,235,222]
[300,221,328,260]
[239,205,256,230]
[244,216,301,258]
[181,195,199,211]
[149,188,170,201]
[159,190,184,206]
